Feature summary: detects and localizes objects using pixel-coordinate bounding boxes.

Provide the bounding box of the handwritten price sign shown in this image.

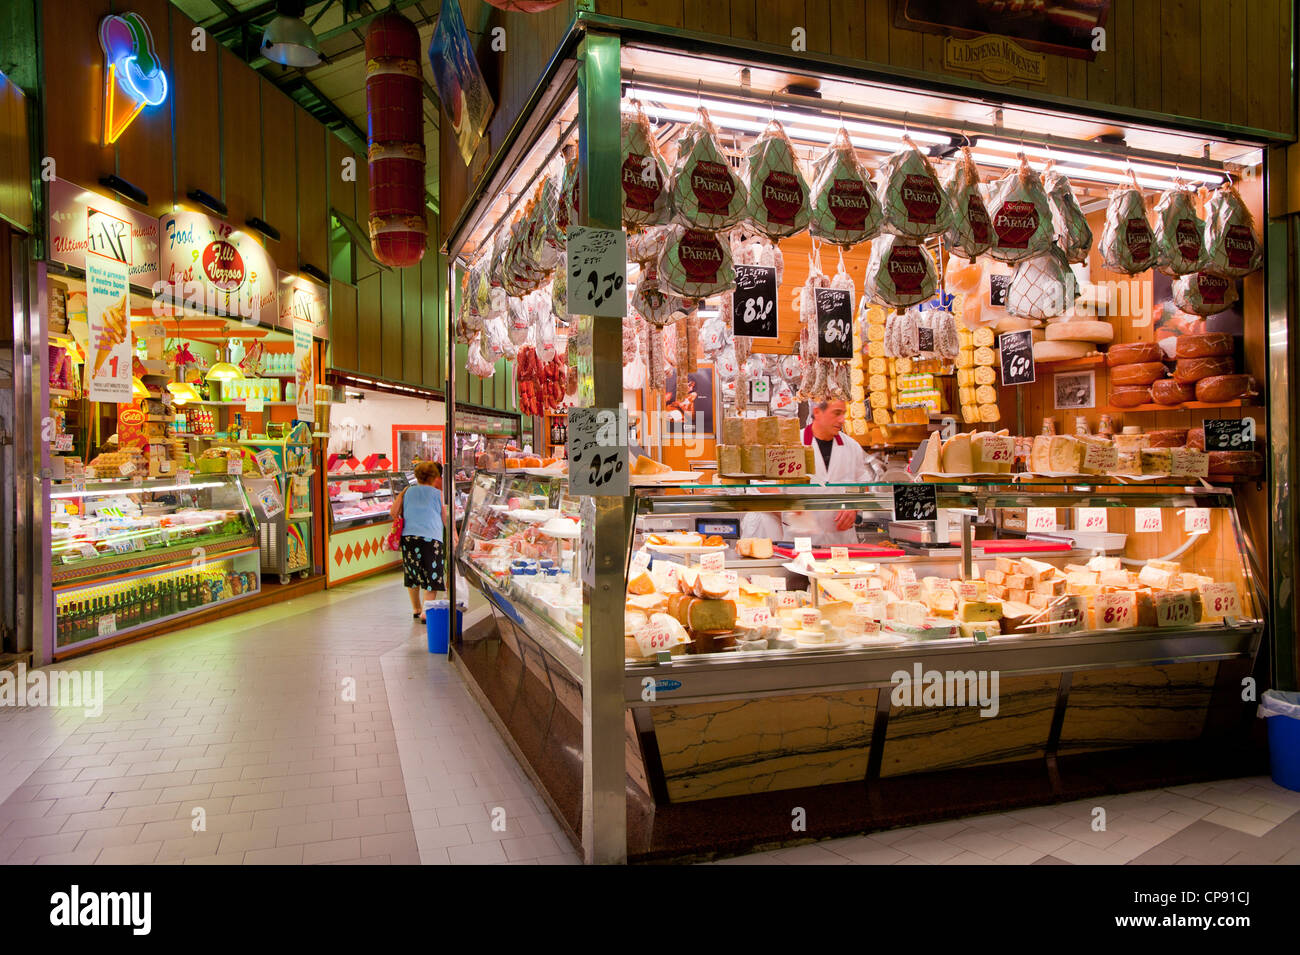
[1134,507,1163,533]
[957,581,981,601]
[1076,508,1108,532]
[699,551,725,572]
[634,619,679,657]
[732,265,779,339]
[1200,582,1240,619]
[776,590,799,609]
[566,227,627,317]
[1095,593,1135,629]
[765,445,805,478]
[740,606,772,628]
[1170,447,1209,478]
[1027,507,1056,532]
[814,288,854,359]
[1083,442,1118,473]
[1184,508,1211,533]
[566,408,628,496]
[981,436,1014,464]
[998,329,1036,386]
[1156,591,1195,628]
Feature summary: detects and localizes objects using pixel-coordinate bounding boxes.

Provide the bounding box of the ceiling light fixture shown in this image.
[261,0,321,68]
[966,151,1184,191]
[974,138,1225,186]
[186,188,227,217]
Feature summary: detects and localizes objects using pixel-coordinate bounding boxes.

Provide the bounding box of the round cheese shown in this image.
[1033,340,1095,362]
[1044,320,1114,344]
[1109,361,1168,385]
[993,315,1040,334]
[1106,341,1165,366]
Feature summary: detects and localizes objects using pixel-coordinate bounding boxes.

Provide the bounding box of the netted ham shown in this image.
[1043,168,1092,264]
[1007,247,1078,320]
[804,129,882,248]
[1203,184,1263,278]
[742,119,812,240]
[864,234,938,309]
[630,263,680,326]
[943,146,993,261]
[876,138,952,239]
[667,107,747,231]
[986,158,1054,263]
[621,102,671,228]
[1100,186,1157,274]
[556,150,578,239]
[1172,271,1239,316]
[1152,187,1206,276]
[659,225,735,298]
[627,225,667,265]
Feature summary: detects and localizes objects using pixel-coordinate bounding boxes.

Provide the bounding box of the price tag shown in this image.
[699,551,725,572]
[1076,508,1108,532]
[53,433,74,452]
[1027,507,1056,532]
[731,265,779,339]
[721,570,738,591]
[176,470,191,486]
[1184,507,1211,533]
[1083,443,1118,473]
[765,444,806,478]
[892,483,937,521]
[1095,593,1135,630]
[161,392,173,408]
[793,537,813,555]
[814,288,854,359]
[630,550,650,573]
[245,396,265,413]
[130,475,143,488]
[768,577,786,591]
[650,560,679,593]
[255,449,281,477]
[981,435,1014,465]
[1200,582,1240,619]
[73,479,86,494]
[1170,447,1209,477]
[1203,417,1255,452]
[830,546,849,564]
[900,582,922,601]
[998,329,1036,386]
[957,581,981,601]
[918,326,935,353]
[566,226,627,318]
[118,461,135,476]
[84,467,96,480]
[97,612,116,636]
[226,457,244,475]
[634,618,680,657]
[896,567,917,586]
[740,606,772,628]
[776,590,799,609]
[566,408,628,496]
[848,576,871,593]
[1155,591,1195,628]
[1048,595,1087,633]
[78,543,98,559]
[988,273,1011,309]
[858,618,882,636]
[1134,507,1163,533]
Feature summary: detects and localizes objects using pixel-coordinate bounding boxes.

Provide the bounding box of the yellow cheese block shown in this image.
[955,350,975,369]
[957,599,1003,622]
[973,346,997,366]
[872,408,893,425]
[959,386,977,406]
[868,341,887,358]
[868,373,889,392]
[978,404,1000,422]
[973,365,998,386]
[869,389,890,408]
[867,323,886,341]
[961,403,979,423]
[956,367,976,387]
[867,357,888,375]
[974,384,998,405]
[972,327,996,348]
[958,620,1002,639]
[894,357,913,374]
[850,367,864,385]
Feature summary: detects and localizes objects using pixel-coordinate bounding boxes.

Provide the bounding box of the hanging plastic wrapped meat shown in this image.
[466,332,495,378]
[943,146,993,261]
[1007,247,1079,320]
[875,137,952,239]
[1043,167,1092,264]
[986,157,1055,263]
[632,262,684,325]
[796,260,830,398]
[1202,183,1263,278]
[621,101,671,228]
[550,255,567,322]
[883,308,920,358]
[1172,271,1239,316]
[556,149,578,239]
[809,127,884,248]
[659,225,735,298]
[864,233,938,310]
[1100,183,1157,274]
[667,107,747,231]
[1153,187,1206,276]
[743,119,812,240]
[925,309,960,360]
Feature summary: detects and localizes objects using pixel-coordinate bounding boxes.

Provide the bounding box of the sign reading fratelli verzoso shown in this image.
[157,212,278,322]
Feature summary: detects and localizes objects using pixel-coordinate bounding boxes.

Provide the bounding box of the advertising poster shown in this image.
[293,317,315,424]
[428,0,495,166]
[84,252,133,403]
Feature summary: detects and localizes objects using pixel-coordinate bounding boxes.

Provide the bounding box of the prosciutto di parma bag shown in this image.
[1172,271,1239,316]
[943,146,993,261]
[621,102,671,228]
[1007,246,1078,321]
[667,107,747,231]
[659,225,735,298]
[864,233,938,310]
[1203,183,1263,278]
[986,157,1054,263]
[743,119,812,240]
[809,128,883,247]
[1043,167,1092,264]
[1153,187,1206,275]
[1100,183,1157,274]
[875,137,952,239]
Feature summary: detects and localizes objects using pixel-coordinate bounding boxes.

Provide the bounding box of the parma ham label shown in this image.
[689,160,737,215]
[621,153,662,213]
[678,230,726,284]
[901,173,942,224]
[760,170,805,226]
[1175,218,1202,261]
[887,243,927,294]
[994,200,1039,249]
[1196,273,1231,305]
[1126,218,1154,263]
[1224,224,1257,270]
[827,177,872,231]
[968,195,991,245]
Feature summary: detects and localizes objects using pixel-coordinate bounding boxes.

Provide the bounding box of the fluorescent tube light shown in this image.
[975,138,1224,186]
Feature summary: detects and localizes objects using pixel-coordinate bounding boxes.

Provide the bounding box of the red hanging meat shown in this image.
[366,13,426,268]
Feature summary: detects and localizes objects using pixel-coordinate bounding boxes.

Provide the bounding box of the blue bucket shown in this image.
[1262,690,1300,792]
[425,600,450,654]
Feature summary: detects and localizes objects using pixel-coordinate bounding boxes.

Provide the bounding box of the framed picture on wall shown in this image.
[663,363,715,435]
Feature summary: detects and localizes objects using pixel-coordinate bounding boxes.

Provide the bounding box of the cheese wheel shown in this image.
[1110,385,1153,407]
[1151,379,1196,405]
[1106,341,1164,366]
[1195,374,1255,402]
[1033,340,1094,362]
[1208,450,1263,476]
[1186,427,1204,451]
[1172,356,1234,383]
[993,315,1038,334]
[1044,320,1114,344]
[1175,333,1234,358]
[1110,361,1167,385]
[1144,429,1187,448]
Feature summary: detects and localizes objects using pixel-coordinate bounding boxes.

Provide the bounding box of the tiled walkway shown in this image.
[1,574,1296,865]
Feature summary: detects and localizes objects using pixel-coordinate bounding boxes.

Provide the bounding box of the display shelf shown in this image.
[1100,399,1256,414]
[1035,354,1106,370]
[52,531,258,584]
[49,387,76,398]
[191,400,296,407]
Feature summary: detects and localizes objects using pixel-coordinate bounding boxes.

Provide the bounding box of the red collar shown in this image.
[803,425,843,446]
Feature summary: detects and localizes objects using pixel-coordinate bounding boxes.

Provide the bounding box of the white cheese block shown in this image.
[887,600,928,627]
[1066,570,1099,591]
[1099,570,1134,589]
[1087,555,1121,572]
[1020,558,1056,581]
[1044,320,1115,344]
[958,620,1002,639]
[1148,559,1181,573]
[1048,435,1085,473]
[940,433,974,474]
[1030,435,1053,473]
[1138,564,1179,590]
[1033,340,1096,362]
[995,557,1016,575]
[957,599,1003,622]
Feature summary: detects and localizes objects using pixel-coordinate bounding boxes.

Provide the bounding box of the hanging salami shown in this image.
[667,107,747,231]
[556,149,578,238]
[621,102,671,228]
[943,146,993,261]
[1043,167,1092,265]
[365,12,426,267]
[875,137,952,239]
[659,225,735,298]
[1202,183,1263,278]
[863,233,938,309]
[985,157,1054,263]
[1172,271,1239,316]
[742,119,812,240]
[1100,183,1157,274]
[809,128,883,247]
[1153,186,1206,276]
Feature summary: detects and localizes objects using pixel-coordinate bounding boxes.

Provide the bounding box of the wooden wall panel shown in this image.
[381,267,404,383]
[259,79,298,269]
[329,279,358,372]
[357,272,383,377]
[110,0,174,218]
[0,73,31,231]
[41,0,114,193]
[422,253,442,389]
[171,8,221,204]
[1199,0,1231,124]
[295,108,328,274]
[328,135,357,222]
[402,263,423,385]
[219,47,262,227]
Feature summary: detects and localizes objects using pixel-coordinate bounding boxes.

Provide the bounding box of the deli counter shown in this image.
[324,470,410,585]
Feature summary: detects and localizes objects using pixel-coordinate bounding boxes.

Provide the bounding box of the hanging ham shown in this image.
[1202,183,1263,278]
[1153,187,1206,275]
[1007,246,1078,321]
[742,119,812,240]
[1100,184,1157,274]
[666,107,747,231]
[809,128,883,247]
[1043,167,1092,265]
[659,225,735,298]
[875,138,952,239]
[943,146,993,261]
[1172,271,1239,316]
[986,157,1055,263]
[863,234,938,310]
[621,102,671,228]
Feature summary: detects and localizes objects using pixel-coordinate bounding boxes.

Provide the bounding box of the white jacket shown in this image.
[780,425,871,545]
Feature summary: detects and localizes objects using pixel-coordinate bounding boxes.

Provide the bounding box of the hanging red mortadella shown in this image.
[366,12,426,268]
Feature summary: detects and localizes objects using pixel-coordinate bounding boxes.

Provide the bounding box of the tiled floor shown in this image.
[2,574,1296,865]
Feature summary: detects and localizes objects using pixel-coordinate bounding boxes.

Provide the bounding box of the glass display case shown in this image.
[51,474,262,653]
[327,470,406,531]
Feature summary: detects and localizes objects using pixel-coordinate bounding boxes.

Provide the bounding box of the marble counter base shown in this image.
[1057,662,1217,756]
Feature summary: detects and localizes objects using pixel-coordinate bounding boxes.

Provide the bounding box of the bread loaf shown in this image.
[1110,362,1168,386]
[1109,385,1153,408]
[1175,333,1234,358]
[1172,356,1234,384]
[1106,341,1165,366]
[1195,374,1255,402]
[1207,450,1263,476]
[1144,429,1187,448]
[1151,379,1196,405]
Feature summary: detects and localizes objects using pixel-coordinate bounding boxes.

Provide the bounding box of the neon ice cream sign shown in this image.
[100,12,169,145]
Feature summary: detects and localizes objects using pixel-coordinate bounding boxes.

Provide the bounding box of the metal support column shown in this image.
[1266,212,1297,689]
[577,29,628,865]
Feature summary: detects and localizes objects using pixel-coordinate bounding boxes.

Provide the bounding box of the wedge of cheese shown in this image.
[1138,564,1179,590]
[1048,435,1085,473]
[958,599,1003,622]
[887,600,928,628]
[941,433,974,474]
[1020,558,1056,581]
[1030,435,1053,473]
[958,620,1002,639]
[1087,555,1121,572]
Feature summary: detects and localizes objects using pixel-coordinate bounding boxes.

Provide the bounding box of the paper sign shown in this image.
[226,457,244,475]
[1049,595,1087,633]
[957,581,980,601]
[892,483,937,521]
[1027,507,1056,532]
[1093,593,1133,630]
[1200,582,1240,619]
[53,433,74,452]
[900,582,922,601]
[567,408,628,496]
[1134,508,1162,533]
[97,612,116,637]
[699,551,725,572]
[830,547,849,563]
[650,560,679,593]
[130,475,143,488]
[764,445,805,478]
[981,435,1014,465]
[84,468,96,481]
[1156,591,1195,628]
[1076,508,1108,532]
[256,485,283,520]
[896,567,917,586]
[793,537,813,555]
[748,376,771,406]
[118,461,135,476]
[1184,508,1211,533]
[245,396,265,413]
[176,470,191,486]
[78,544,98,559]
[1170,447,1209,477]
[776,591,799,608]
[732,265,779,339]
[293,317,315,424]
[740,606,772,628]
[814,288,854,359]
[634,618,680,657]
[84,252,132,403]
[848,577,871,593]
[859,619,882,636]
[567,227,627,318]
[769,577,786,591]
[630,550,650,573]
[1083,443,1118,473]
[255,449,281,477]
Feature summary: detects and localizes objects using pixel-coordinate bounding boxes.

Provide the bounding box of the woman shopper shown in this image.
[391,461,447,622]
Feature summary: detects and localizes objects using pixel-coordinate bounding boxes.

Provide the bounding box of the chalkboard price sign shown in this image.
[892,483,938,522]
[1203,417,1256,452]
[918,326,935,353]
[989,274,1011,308]
[815,288,854,359]
[998,329,1036,386]
[732,265,779,339]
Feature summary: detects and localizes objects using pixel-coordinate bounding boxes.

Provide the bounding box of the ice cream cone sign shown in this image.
[93,294,128,377]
